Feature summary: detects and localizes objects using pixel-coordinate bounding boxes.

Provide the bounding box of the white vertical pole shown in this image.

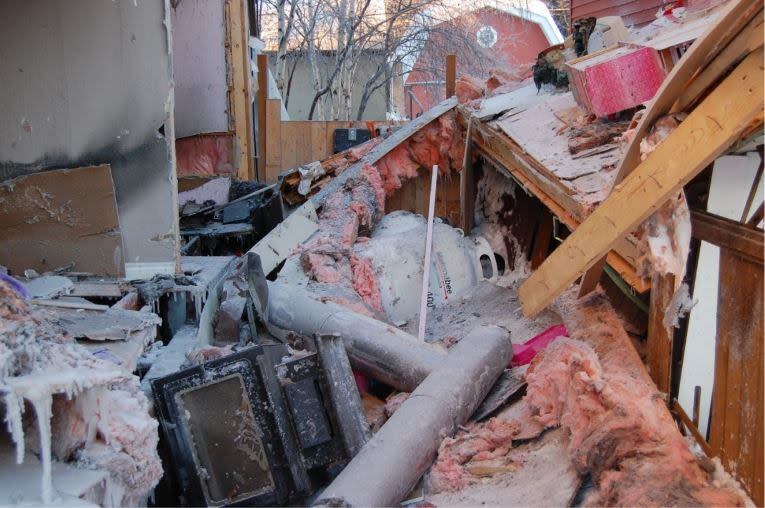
[418,165,438,342]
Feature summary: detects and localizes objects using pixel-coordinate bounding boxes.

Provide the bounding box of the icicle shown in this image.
[29,389,54,504]
[4,391,26,464]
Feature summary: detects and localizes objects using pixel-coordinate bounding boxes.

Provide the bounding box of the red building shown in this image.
[403,3,563,117]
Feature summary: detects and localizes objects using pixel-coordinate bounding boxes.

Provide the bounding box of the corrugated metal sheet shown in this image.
[571,0,664,27]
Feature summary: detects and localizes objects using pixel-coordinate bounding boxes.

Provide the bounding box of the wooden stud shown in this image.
[691,209,764,263]
[518,49,764,317]
[646,272,675,395]
[446,54,456,98]
[226,0,254,181]
[580,0,763,292]
[257,54,268,182]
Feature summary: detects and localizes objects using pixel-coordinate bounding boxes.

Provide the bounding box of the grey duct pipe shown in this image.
[314,325,512,507]
[266,281,445,391]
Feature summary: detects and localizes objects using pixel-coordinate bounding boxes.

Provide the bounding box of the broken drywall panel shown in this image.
[0,0,178,276]
[678,152,763,437]
[171,0,229,137]
[0,165,125,277]
[50,307,161,342]
[248,202,319,274]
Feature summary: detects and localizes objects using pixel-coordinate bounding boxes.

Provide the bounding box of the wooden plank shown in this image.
[445,54,456,98]
[580,0,763,290]
[280,122,297,171]
[311,98,458,207]
[226,0,254,180]
[477,138,650,293]
[265,98,283,182]
[673,9,764,114]
[518,49,764,317]
[257,54,268,181]
[672,399,713,457]
[0,165,125,277]
[691,209,764,262]
[709,248,764,505]
[646,272,675,394]
[616,0,761,181]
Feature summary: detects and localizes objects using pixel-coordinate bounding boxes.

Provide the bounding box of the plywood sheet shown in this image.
[493,88,620,213]
[0,165,124,277]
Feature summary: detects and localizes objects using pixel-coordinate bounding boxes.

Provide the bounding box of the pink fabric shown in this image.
[511,324,568,367]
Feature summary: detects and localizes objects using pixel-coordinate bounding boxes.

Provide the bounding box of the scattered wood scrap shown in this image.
[519,48,764,317]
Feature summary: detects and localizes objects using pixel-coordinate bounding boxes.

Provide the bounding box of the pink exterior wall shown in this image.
[404,7,550,117]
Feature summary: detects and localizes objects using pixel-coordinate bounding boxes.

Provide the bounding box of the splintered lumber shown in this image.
[310,97,458,207]
[579,0,763,294]
[519,48,764,317]
[617,0,762,179]
[314,325,512,507]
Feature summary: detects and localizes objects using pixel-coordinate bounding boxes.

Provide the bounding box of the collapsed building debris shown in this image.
[315,325,512,507]
[0,279,162,506]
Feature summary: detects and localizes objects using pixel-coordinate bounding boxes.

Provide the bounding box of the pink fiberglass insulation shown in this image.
[293,111,464,319]
[0,279,162,506]
[429,417,523,493]
[350,254,384,313]
[524,336,745,506]
[455,75,486,104]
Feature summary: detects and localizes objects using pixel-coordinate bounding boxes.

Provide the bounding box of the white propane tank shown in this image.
[354,211,498,324]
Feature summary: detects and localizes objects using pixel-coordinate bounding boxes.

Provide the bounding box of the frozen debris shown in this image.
[636,114,692,288]
[184,344,233,367]
[637,190,692,285]
[523,336,746,506]
[21,275,74,299]
[0,278,161,506]
[49,307,161,341]
[662,282,696,330]
[283,111,466,318]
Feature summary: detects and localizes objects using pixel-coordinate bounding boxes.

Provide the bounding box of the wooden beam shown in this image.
[617,0,762,179]
[518,49,764,317]
[691,209,764,263]
[226,0,254,181]
[257,53,268,182]
[646,272,675,395]
[579,0,762,294]
[445,54,456,98]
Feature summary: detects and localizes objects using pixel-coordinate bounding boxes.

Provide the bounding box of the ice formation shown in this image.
[0,279,162,506]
